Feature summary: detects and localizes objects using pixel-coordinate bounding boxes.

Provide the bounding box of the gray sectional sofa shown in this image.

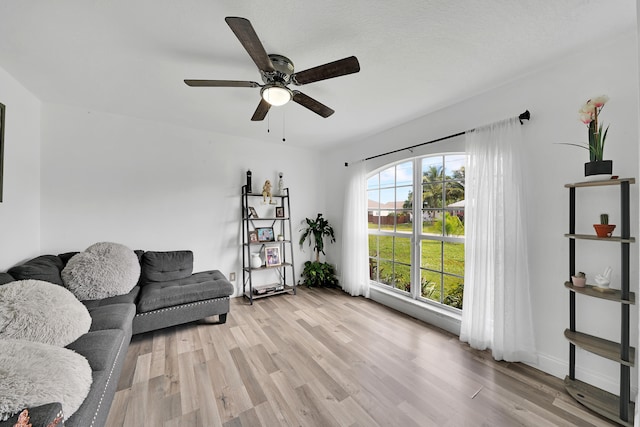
[0,249,234,427]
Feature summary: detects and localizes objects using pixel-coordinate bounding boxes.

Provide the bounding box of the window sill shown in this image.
[368,282,462,336]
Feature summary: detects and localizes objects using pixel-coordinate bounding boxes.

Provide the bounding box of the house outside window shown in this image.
[367,154,465,310]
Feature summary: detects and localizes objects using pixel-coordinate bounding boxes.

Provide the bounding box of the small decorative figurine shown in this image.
[277,172,284,195]
[594,266,612,288]
[262,180,272,204]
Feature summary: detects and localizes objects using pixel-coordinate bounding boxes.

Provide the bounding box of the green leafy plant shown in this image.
[299,213,337,287]
[299,213,336,262]
[301,261,338,288]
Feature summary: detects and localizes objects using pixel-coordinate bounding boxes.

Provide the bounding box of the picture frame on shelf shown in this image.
[248,206,258,218]
[265,246,281,267]
[275,206,285,218]
[248,230,258,243]
[257,227,275,242]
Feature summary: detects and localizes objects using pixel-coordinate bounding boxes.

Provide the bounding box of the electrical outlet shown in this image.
[229,272,236,281]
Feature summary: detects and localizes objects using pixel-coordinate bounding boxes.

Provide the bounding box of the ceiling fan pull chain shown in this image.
[282,110,286,142]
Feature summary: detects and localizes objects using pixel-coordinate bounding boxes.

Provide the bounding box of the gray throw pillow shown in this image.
[0,339,92,422]
[62,242,141,301]
[0,279,91,347]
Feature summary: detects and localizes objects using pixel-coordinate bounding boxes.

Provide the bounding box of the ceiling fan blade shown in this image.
[251,98,271,121]
[225,17,275,72]
[292,91,334,118]
[291,56,360,85]
[184,80,260,88]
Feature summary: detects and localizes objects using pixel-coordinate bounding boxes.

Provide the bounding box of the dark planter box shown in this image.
[585,160,612,177]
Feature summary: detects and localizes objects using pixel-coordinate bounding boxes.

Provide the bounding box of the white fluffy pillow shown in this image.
[0,280,91,347]
[62,242,140,301]
[0,339,92,422]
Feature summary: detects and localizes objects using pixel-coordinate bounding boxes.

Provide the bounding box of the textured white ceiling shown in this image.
[0,1,635,149]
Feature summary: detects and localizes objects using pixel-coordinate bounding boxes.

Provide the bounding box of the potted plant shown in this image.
[560,95,612,178]
[593,213,616,238]
[571,271,586,288]
[299,213,338,287]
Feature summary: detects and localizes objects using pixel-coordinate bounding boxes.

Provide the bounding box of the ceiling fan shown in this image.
[184,17,360,121]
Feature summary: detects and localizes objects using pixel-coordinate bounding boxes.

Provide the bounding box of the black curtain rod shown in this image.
[345,110,530,167]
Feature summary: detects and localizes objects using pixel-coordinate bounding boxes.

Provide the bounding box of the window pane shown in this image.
[378,260,394,286]
[421,209,439,235]
[443,274,464,309]
[396,161,413,187]
[444,154,465,179]
[443,242,464,276]
[367,174,379,190]
[368,235,378,258]
[422,157,443,179]
[421,240,442,271]
[445,181,464,206]
[422,184,443,208]
[378,235,393,260]
[395,210,412,233]
[439,212,465,236]
[394,263,411,293]
[380,187,394,205]
[421,270,441,301]
[368,190,380,208]
[380,166,395,188]
[393,237,411,265]
[379,210,394,231]
[396,185,412,209]
[368,210,379,229]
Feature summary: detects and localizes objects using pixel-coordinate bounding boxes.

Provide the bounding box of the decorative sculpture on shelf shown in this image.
[594,266,612,288]
[262,180,273,204]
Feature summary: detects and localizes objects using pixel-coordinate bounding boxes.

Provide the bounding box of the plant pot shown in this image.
[571,275,586,288]
[584,160,612,180]
[593,224,616,238]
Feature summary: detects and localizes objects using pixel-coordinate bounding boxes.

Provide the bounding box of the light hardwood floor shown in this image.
[105,287,616,426]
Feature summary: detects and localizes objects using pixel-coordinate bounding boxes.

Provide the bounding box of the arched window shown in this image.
[367,154,465,310]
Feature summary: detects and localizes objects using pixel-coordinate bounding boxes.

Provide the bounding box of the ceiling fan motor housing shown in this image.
[262,54,294,85]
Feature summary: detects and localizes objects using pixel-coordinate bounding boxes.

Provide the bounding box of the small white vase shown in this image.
[251,253,262,269]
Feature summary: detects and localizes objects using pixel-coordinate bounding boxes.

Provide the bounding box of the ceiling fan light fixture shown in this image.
[261,85,292,106]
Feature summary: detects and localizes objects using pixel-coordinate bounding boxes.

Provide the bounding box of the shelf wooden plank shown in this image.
[564,282,635,305]
[564,329,635,366]
[565,177,636,188]
[243,285,295,300]
[564,233,635,243]
[564,376,634,427]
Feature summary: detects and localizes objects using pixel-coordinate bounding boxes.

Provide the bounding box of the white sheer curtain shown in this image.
[341,161,370,297]
[460,117,537,363]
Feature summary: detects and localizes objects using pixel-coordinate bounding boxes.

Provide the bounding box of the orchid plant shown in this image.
[563,95,610,161]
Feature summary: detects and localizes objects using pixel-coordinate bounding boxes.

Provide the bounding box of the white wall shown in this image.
[40,104,324,295]
[324,30,639,395]
[0,65,41,269]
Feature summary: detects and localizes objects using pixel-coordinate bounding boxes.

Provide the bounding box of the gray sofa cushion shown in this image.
[82,286,140,310]
[137,270,234,313]
[141,251,193,284]
[7,255,64,286]
[88,303,136,332]
[67,329,125,372]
